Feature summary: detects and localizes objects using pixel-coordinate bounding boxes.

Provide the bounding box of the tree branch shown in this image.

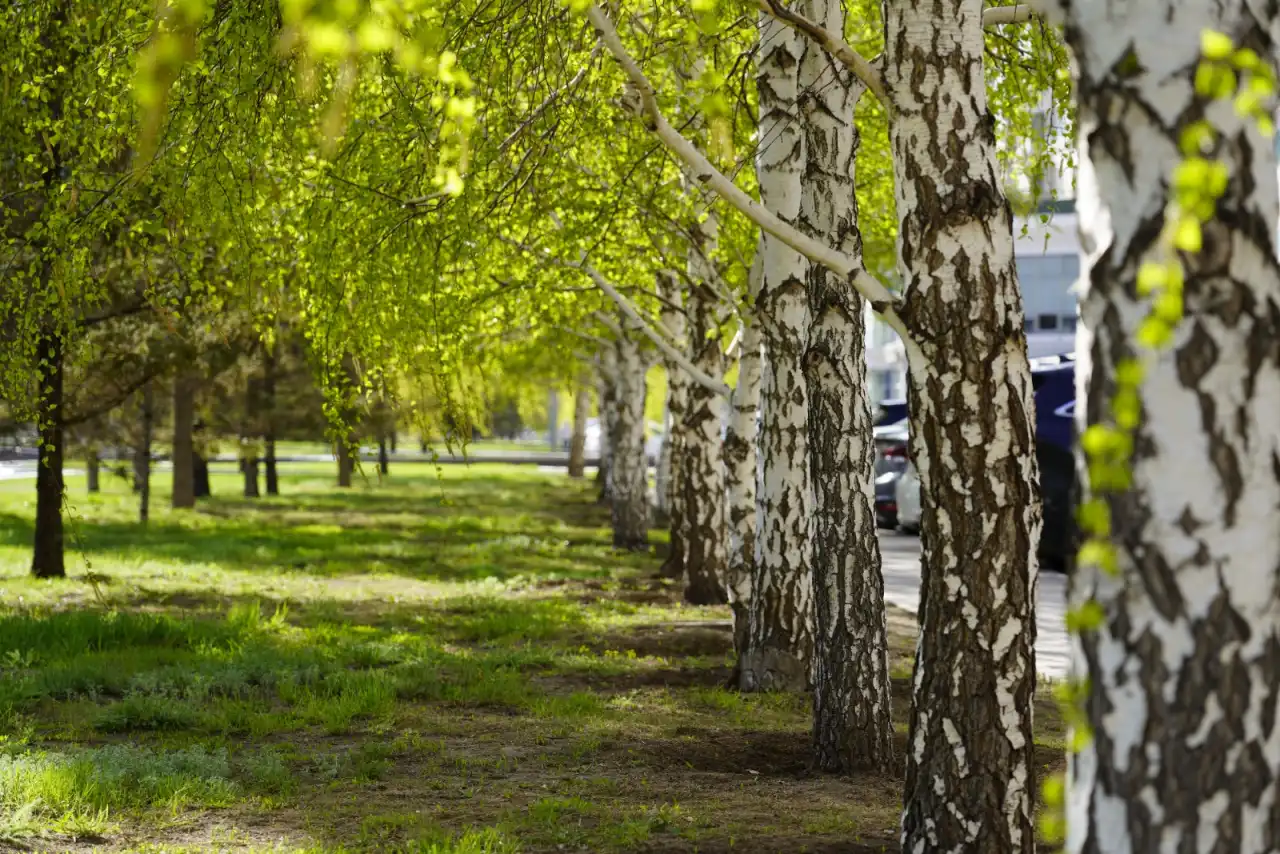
[756,0,890,109]
[582,3,921,358]
[983,4,1035,26]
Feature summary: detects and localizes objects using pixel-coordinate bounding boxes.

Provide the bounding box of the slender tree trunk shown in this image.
[725,315,762,671]
[135,382,154,524]
[797,0,892,772]
[885,3,1038,849]
[32,326,65,579]
[655,399,673,513]
[336,440,354,487]
[609,326,649,550]
[596,349,617,504]
[656,271,690,579]
[86,449,100,495]
[1039,4,1280,851]
[193,451,211,499]
[263,345,279,496]
[679,214,729,605]
[171,373,197,509]
[568,384,589,478]
[389,429,397,453]
[378,435,389,475]
[242,454,260,498]
[739,13,814,693]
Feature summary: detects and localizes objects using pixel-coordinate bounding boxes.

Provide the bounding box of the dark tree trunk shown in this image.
[389,429,397,453]
[193,452,210,499]
[597,355,617,505]
[568,386,588,479]
[242,455,260,498]
[171,373,196,509]
[86,450,100,494]
[263,344,279,496]
[135,382,154,524]
[378,435,389,475]
[337,440,354,487]
[32,327,65,579]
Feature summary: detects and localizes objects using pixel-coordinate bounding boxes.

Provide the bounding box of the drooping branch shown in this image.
[983,4,1035,26]
[582,3,921,359]
[755,0,889,109]
[497,46,602,154]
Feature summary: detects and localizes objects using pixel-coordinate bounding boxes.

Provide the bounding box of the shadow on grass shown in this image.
[0,471,641,584]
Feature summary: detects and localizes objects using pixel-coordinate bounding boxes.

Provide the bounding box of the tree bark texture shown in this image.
[680,290,729,605]
[797,0,892,773]
[610,325,649,551]
[597,348,618,504]
[171,373,197,509]
[885,3,1039,851]
[1036,3,1280,852]
[135,382,154,524]
[656,271,689,578]
[568,384,589,478]
[32,326,65,579]
[740,13,815,693]
[725,316,762,665]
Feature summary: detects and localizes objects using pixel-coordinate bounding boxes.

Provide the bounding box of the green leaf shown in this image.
[1076,499,1111,537]
[1173,217,1203,253]
[1201,30,1235,62]
[1137,316,1174,349]
[1066,600,1106,633]
[1135,261,1167,295]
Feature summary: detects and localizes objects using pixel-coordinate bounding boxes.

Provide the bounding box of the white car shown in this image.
[895,461,921,534]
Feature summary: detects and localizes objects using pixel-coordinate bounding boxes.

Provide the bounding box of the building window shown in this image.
[1038,314,1060,331]
[1025,318,1035,331]
[1062,315,1077,331]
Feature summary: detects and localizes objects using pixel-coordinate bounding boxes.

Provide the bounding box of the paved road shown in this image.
[879,532,1069,679]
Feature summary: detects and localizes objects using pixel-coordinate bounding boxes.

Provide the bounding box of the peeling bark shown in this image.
[568,385,589,479]
[609,324,649,550]
[1035,2,1280,851]
[656,271,690,578]
[885,2,1039,850]
[798,0,892,773]
[725,316,762,665]
[740,12,815,693]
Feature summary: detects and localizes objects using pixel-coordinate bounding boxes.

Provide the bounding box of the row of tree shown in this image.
[3,0,1277,852]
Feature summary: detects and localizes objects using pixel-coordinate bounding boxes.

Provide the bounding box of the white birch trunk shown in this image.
[739,12,815,694]
[725,315,762,664]
[884,2,1039,850]
[610,322,649,550]
[1032,3,1280,851]
[596,347,618,503]
[797,0,892,773]
[656,270,690,578]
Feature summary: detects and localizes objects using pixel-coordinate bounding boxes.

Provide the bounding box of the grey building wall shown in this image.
[1016,252,1079,333]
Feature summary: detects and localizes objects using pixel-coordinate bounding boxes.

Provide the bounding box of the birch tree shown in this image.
[1030,3,1280,851]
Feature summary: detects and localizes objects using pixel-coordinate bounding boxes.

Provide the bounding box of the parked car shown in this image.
[890,353,1079,572]
[873,420,909,528]
[873,398,907,427]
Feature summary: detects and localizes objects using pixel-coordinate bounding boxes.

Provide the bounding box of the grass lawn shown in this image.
[0,465,1064,853]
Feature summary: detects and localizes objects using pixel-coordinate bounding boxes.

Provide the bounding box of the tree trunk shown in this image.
[1043,4,1280,852]
[86,450,100,494]
[336,440,354,487]
[242,454,260,498]
[32,326,65,579]
[135,382,154,524]
[193,451,210,499]
[797,0,892,772]
[739,13,814,693]
[263,344,279,496]
[378,435,389,475]
[596,349,618,504]
[679,206,729,605]
[885,3,1038,850]
[568,384,589,478]
[171,373,196,509]
[389,429,397,453]
[609,326,649,550]
[725,316,762,670]
[656,271,690,579]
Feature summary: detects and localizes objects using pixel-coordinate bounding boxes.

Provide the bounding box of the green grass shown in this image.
[0,463,1060,854]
